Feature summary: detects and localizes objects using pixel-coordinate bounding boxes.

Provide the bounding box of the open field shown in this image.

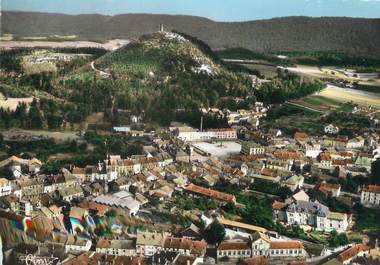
[240,63,278,78]
[0,39,130,51]
[17,129,80,141]
[290,95,354,113]
[283,65,380,86]
[318,85,380,108]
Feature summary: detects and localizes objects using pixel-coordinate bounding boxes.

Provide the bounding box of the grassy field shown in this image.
[291,95,354,113]
[239,63,278,78]
[319,85,380,108]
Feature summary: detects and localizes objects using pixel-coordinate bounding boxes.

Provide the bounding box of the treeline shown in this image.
[255,74,324,104]
[0,99,89,130]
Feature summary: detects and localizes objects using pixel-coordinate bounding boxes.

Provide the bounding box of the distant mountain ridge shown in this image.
[2,11,380,58]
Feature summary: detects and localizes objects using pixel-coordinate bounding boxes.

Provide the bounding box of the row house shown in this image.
[136,231,168,256]
[338,244,370,265]
[17,178,44,199]
[217,240,251,260]
[269,241,307,258]
[162,237,207,257]
[96,239,136,256]
[347,136,365,150]
[361,185,380,207]
[184,183,236,204]
[217,235,306,260]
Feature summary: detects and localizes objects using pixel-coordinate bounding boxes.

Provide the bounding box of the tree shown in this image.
[371,158,380,185]
[329,230,349,247]
[203,220,225,246]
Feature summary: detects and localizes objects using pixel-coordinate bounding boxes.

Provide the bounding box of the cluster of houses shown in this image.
[1,113,380,264]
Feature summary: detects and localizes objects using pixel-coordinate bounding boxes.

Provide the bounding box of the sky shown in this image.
[2,0,380,21]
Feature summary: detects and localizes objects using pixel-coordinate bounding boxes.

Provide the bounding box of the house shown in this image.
[319,153,333,169]
[324,124,340,135]
[184,183,236,204]
[18,178,44,199]
[181,223,201,240]
[96,239,136,256]
[294,132,309,142]
[162,237,207,257]
[0,178,12,197]
[361,185,380,207]
[71,167,86,183]
[0,195,33,216]
[318,182,341,197]
[283,175,304,192]
[355,153,373,169]
[347,136,365,150]
[241,142,265,156]
[57,186,84,202]
[269,241,307,258]
[136,231,168,256]
[0,156,42,178]
[272,191,350,232]
[338,244,370,264]
[217,240,251,260]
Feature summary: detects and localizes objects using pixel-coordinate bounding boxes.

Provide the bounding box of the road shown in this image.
[285,101,325,114]
[90,61,110,78]
[222,59,276,67]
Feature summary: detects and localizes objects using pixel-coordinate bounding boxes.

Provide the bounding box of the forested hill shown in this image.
[2,11,380,58]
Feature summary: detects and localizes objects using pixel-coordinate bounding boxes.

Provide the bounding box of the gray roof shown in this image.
[287,200,330,217]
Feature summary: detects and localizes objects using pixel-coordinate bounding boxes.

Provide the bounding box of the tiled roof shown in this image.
[219,217,267,233]
[327,212,347,221]
[272,200,287,211]
[363,185,380,194]
[338,244,370,263]
[163,237,206,255]
[184,183,235,203]
[217,240,250,251]
[319,182,341,193]
[270,241,304,250]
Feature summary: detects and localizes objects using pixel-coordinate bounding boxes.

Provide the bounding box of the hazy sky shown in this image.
[2,0,380,21]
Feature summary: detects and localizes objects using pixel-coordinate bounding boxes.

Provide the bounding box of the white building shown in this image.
[96,239,136,256]
[136,231,167,256]
[65,237,92,253]
[217,240,251,260]
[251,232,271,256]
[273,191,350,232]
[241,142,265,156]
[361,185,380,207]
[269,241,307,258]
[0,178,12,197]
[176,128,237,142]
